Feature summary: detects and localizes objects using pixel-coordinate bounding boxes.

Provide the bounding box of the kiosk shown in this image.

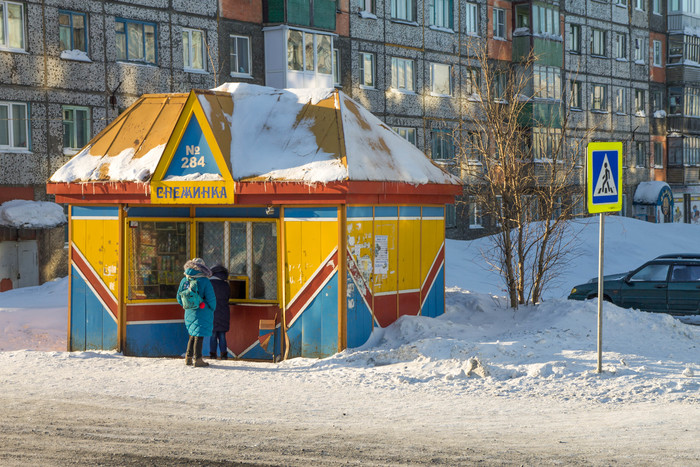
[47,84,462,360]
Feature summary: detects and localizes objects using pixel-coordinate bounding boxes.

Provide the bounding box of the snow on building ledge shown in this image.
[0,200,67,229]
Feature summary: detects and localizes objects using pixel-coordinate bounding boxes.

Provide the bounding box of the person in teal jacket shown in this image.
[177,258,216,367]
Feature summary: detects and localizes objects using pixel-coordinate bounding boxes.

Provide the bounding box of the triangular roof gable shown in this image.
[150,90,234,204]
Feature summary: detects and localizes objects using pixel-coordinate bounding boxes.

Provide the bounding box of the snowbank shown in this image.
[0,200,66,229]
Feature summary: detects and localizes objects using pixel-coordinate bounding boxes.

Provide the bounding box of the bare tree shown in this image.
[454,39,595,308]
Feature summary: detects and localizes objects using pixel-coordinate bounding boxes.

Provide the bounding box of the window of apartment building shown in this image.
[391,57,414,92]
[430,0,452,29]
[62,106,90,150]
[635,0,646,10]
[652,0,661,14]
[653,40,663,66]
[570,80,582,109]
[360,0,375,14]
[615,88,627,114]
[592,84,607,111]
[653,141,663,167]
[465,130,482,162]
[568,24,581,53]
[333,48,340,86]
[182,28,205,71]
[391,0,415,21]
[0,101,28,150]
[515,4,529,29]
[360,52,375,88]
[468,202,482,228]
[0,1,24,50]
[230,35,251,77]
[635,89,646,115]
[466,67,480,95]
[633,38,645,62]
[533,127,561,160]
[431,129,454,160]
[393,127,416,145]
[669,87,682,114]
[615,0,628,6]
[533,65,561,100]
[651,89,664,112]
[551,196,562,220]
[685,137,700,165]
[493,8,506,39]
[287,30,333,75]
[59,11,87,52]
[465,3,478,35]
[613,32,627,59]
[532,5,559,36]
[685,87,700,116]
[668,36,683,64]
[445,204,456,228]
[493,71,507,101]
[430,62,452,96]
[591,29,606,57]
[635,141,646,167]
[115,19,156,64]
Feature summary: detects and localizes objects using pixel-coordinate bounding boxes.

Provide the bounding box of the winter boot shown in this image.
[193,336,209,367]
[209,353,217,359]
[185,336,195,366]
[220,353,228,360]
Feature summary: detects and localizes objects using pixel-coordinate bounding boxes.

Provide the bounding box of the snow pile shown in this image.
[60,49,91,62]
[0,200,66,228]
[633,181,671,204]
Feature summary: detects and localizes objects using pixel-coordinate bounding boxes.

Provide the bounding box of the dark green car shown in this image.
[568,254,700,318]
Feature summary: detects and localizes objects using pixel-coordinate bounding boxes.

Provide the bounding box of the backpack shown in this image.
[179,277,203,309]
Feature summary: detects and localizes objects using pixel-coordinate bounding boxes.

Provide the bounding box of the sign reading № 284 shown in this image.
[587,142,623,214]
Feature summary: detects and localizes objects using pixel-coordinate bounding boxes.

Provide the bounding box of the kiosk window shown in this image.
[197,221,277,301]
[128,221,190,300]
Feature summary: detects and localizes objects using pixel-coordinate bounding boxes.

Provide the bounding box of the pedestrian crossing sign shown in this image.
[587,142,623,213]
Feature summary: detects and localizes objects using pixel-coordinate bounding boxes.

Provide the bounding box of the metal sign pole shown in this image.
[596,212,605,374]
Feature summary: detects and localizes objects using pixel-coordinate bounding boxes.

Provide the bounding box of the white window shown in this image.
[287,30,333,75]
[469,202,482,228]
[533,65,561,100]
[591,28,606,56]
[653,0,661,14]
[613,32,627,59]
[391,0,414,21]
[0,1,24,51]
[568,24,581,53]
[532,5,560,35]
[615,88,627,114]
[466,67,480,95]
[230,35,251,77]
[635,0,646,10]
[635,89,646,115]
[360,0,374,13]
[592,84,607,111]
[654,141,663,167]
[333,48,340,86]
[465,3,478,35]
[391,57,414,91]
[183,28,205,71]
[430,62,452,96]
[0,101,28,149]
[393,127,416,145]
[360,52,375,88]
[116,18,156,64]
[634,38,645,62]
[616,0,628,6]
[430,0,452,29]
[431,129,454,160]
[62,106,90,150]
[59,10,87,53]
[653,40,663,66]
[493,8,505,39]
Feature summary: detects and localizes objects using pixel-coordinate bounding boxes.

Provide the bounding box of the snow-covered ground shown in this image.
[1,216,698,464]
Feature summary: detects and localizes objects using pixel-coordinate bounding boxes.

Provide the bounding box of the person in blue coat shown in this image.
[177,258,216,367]
[209,265,231,360]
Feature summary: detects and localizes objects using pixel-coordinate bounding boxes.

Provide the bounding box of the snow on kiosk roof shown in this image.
[48,83,461,205]
[46,84,462,360]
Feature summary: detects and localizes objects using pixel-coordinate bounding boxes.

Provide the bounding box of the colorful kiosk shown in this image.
[47,84,462,360]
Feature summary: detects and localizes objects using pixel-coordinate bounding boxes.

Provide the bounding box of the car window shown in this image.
[629,264,669,282]
[670,265,700,282]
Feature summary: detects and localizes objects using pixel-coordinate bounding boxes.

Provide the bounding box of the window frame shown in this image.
[613,31,627,60]
[653,141,664,168]
[0,1,25,51]
[633,38,645,63]
[393,126,416,145]
[359,52,376,89]
[468,201,482,228]
[59,10,88,53]
[635,88,646,115]
[391,0,415,22]
[115,17,157,65]
[429,62,452,97]
[653,40,663,67]
[230,34,252,78]
[465,3,478,35]
[182,27,206,72]
[62,105,91,151]
[570,80,582,109]
[592,84,608,111]
[333,48,340,86]
[615,88,627,115]
[430,129,454,161]
[286,29,333,76]
[569,24,581,54]
[591,28,607,57]
[391,56,415,92]
[635,141,646,167]
[429,0,452,29]
[493,7,506,39]
[0,101,29,150]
